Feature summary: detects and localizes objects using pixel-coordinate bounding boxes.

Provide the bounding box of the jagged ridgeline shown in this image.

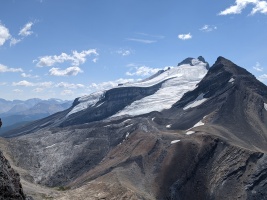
[1,56,267,200]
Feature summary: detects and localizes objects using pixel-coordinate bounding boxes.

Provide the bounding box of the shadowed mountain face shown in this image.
[0,150,25,200]
[1,57,267,199]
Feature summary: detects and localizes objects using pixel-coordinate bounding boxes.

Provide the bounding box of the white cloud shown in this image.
[38,81,53,88]
[136,32,165,39]
[89,78,135,91]
[13,89,23,93]
[200,25,217,32]
[0,23,11,46]
[10,38,22,46]
[116,49,132,56]
[178,33,192,40]
[0,64,23,73]
[126,38,156,44]
[21,72,39,78]
[219,0,267,15]
[19,22,34,36]
[33,88,44,93]
[92,58,98,63]
[253,62,264,71]
[61,90,74,96]
[36,49,98,67]
[259,74,267,79]
[126,65,160,76]
[12,80,53,88]
[0,82,7,86]
[49,66,83,76]
[12,80,35,87]
[56,82,85,89]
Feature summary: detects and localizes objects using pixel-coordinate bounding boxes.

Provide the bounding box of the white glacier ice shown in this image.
[183,93,208,110]
[171,140,180,144]
[113,60,208,117]
[67,91,104,117]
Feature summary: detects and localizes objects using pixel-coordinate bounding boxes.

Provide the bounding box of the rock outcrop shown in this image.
[0,150,25,200]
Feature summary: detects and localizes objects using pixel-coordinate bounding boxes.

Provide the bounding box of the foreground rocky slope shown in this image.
[0,150,25,200]
[1,56,267,199]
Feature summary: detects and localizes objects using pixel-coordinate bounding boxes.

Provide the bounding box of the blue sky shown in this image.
[0,0,267,100]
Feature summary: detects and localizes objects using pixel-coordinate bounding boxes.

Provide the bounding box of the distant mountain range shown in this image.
[0,98,72,134]
[1,56,267,200]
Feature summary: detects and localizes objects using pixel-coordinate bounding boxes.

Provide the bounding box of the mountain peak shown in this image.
[178,56,209,69]
[212,56,252,77]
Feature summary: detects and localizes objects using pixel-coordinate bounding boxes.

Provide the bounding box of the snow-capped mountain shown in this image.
[1,56,267,200]
[66,56,208,121]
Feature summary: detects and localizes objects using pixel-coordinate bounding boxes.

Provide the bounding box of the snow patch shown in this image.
[166,124,172,128]
[125,132,129,138]
[264,103,267,111]
[125,124,133,128]
[228,78,235,83]
[171,140,180,144]
[193,121,205,128]
[45,144,56,149]
[186,131,195,135]
[152,117,155,121]
[183,94,208,110]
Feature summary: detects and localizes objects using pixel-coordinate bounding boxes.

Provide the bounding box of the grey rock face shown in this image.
[0,150,25,200]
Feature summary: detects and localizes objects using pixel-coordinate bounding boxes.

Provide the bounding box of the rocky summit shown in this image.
[1,56,267,199]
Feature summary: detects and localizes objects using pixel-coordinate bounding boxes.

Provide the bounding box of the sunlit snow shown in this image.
[186,131,195,135]
[67,91,104,117]
[171,140,180,144]
[113,60,208,117]
[183,94,208,110]
[166,124,172,128]
[264,103,267,111]
[193,121,205,128]
[45,144,56,149]
[228,78,234,83]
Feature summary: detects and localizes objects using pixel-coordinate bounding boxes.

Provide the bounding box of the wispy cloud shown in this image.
[258,74,267,83]
[0,64,23,73]
[219,0,267,15]
[116,49,133,56]
[200,25,217,32]
[136,32,165,39]
[33,88,44,93]
[55,82,85,89]
[178,33,192,40]
[12,80,53,87]
[36,49,98,67]
[0,23,11,46]
[21,72,39,78]
[49,66,83,76]
[89,78,136,91]
[126,65,160,76]
[126,38,157,44]
[13,89,23,93]
[19,22,34,36]
[61,90,74,96]
[12,80,35,87]
[10,38,22,46]
[253,62,264,71]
